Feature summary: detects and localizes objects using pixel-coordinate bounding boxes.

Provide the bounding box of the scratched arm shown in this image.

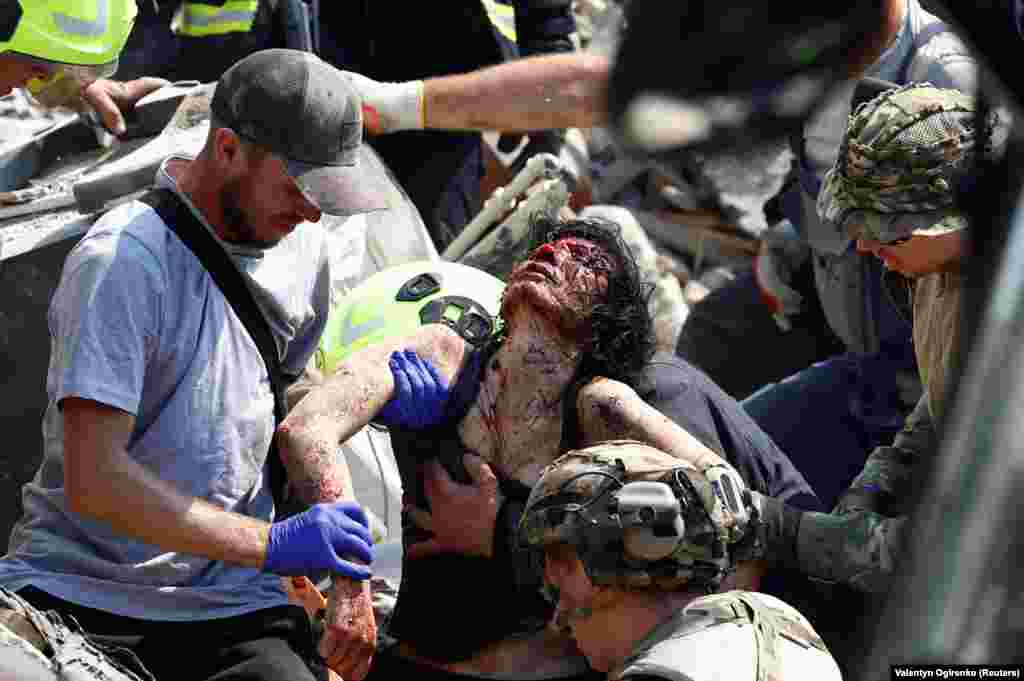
[276,323,470,680]
[575,377,770,590]
[575,377,732,471]
[276,323,470,505]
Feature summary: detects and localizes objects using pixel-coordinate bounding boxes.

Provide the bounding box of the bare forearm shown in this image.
[276,365,375,506]
[577,378,728,470]
[276,346,395,505]
[424,52,611,132]
[68,445,269,568]
[277,324,468,504]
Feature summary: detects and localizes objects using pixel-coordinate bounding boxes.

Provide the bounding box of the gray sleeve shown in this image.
[48,232,165,415]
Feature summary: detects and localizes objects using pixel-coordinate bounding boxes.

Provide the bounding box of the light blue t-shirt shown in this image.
[800,0,978,255]
[790,0,978,354]
[0,156,330,621]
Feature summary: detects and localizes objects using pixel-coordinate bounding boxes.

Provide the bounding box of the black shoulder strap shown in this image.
[139,188,290,508]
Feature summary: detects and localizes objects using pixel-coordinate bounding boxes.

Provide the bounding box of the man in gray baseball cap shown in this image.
[0,48,390,681]
[212,47,391,218]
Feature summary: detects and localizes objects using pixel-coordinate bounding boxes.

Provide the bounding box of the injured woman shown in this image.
[277,214,819,681]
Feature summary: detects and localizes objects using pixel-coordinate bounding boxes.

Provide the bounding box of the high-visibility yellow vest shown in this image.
[481,0,516,43]
[0,0,136,67]
[172,0,258,37]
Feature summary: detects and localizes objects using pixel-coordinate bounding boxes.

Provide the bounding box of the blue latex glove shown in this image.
[377,349,450,429]
[263,501,374,579]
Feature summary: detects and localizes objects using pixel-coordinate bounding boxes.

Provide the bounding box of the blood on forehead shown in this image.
[550,236,599,251]
[531,236,619,272]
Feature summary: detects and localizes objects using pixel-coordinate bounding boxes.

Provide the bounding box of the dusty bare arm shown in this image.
[276,323,469,503]
[574,378,769,590]
[575,377,731,470]
[423,52,611,132]
[63,397,271,568]
[276,323,468,680]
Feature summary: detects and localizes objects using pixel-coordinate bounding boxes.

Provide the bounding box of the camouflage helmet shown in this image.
[817,83,995,244]
[518,440,751,593]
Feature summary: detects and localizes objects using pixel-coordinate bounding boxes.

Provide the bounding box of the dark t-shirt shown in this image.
[635,353,822,512]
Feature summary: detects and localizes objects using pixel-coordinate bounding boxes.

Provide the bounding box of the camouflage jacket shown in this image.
[789,269,962,592]
[795,396,933,592]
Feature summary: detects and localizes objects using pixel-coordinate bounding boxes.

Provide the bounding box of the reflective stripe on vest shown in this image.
[53,0,109,38]
[172,0,258,37]
[4,0,135,68]
[481,0,516,42]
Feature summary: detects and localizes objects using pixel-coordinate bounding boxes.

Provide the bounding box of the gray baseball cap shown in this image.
[211,48,390,217]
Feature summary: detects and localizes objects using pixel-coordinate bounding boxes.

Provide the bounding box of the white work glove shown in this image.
[341,71,424,135]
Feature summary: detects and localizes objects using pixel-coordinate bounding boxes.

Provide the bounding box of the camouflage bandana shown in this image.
[518,441,746,592]
[817,83,992,243]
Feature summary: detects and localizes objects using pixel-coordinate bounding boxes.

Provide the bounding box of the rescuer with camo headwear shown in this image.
[518,439,842,681]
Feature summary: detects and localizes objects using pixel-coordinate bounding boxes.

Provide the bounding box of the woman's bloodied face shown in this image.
[503,236,618,335]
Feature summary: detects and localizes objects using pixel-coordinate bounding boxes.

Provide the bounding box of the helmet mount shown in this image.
[520,442,748,593]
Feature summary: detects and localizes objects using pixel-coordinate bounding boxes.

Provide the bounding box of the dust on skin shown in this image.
[593,394,628,435]
[279,324,469,505]
[277,365,377,503]
[456,237,620,485]
[275,416,351,502]
[328,576,376,641]
[577,377,731,474]
[285,438,349,503]
[524,392,563,429]
[459,330,576,484]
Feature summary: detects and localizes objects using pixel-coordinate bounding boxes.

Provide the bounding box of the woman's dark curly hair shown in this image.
[499,213,656,386]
